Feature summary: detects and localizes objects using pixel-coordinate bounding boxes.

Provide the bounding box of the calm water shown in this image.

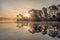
[0,22,60,40]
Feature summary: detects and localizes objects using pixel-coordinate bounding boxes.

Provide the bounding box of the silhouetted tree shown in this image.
[42,7,48,21]
[48,5,58,15]
[56,12,60,21]
[42,7,48,16]
[58,4,60,7]
[28,9,41,21]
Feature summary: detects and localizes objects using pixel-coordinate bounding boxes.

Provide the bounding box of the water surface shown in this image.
[0,22,60,40]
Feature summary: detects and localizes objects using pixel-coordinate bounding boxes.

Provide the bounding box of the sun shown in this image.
[24,13,31,18]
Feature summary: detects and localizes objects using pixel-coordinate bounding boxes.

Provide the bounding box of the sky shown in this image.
[0,0,60,18]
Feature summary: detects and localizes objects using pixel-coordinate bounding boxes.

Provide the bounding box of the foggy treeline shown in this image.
[17,4,60,21]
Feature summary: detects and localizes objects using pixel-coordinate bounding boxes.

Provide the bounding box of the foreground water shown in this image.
[0,22,60,40]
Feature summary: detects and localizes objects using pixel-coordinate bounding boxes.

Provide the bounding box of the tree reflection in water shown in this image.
[16,22,60,38]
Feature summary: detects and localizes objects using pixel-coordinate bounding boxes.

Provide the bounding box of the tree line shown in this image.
[17,4,60,21]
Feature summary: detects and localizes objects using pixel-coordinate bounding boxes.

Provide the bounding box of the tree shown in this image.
[58,4,60,6]
[28,9,41,21]
[42,7,48,17]
[48,5,58,21]
[56,12,60,21]
[42,7,48,21]
[48,5,58,15]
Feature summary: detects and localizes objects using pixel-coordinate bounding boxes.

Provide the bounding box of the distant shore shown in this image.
[0,21,60,23]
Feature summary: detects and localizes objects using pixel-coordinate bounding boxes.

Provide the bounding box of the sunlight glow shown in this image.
[24,13,31,18]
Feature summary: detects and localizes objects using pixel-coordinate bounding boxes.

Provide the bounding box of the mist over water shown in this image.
[0,22,60,40]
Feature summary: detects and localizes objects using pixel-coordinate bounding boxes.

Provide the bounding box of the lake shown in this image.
[0,22,60,40]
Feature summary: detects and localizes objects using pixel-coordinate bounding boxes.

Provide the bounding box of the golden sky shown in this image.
[0,0,60,18]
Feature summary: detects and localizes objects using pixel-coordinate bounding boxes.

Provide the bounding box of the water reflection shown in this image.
[16,22,60,38]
